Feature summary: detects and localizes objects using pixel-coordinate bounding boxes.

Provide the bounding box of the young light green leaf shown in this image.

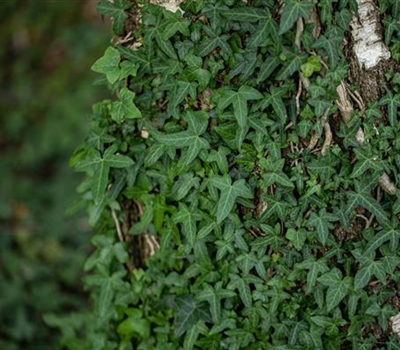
[91,46,121,84]
[110,88,142,122]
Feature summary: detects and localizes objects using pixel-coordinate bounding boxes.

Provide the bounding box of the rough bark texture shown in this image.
[348,0,391,102]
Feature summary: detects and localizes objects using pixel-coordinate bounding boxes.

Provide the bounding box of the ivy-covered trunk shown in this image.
[51,0,400,349]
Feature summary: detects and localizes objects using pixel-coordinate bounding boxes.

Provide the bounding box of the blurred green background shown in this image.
[0,1,111,348]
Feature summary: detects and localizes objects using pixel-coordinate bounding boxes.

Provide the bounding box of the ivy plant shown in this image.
[48,0,400,349]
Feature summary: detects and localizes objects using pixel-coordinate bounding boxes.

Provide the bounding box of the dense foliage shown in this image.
[0,2,110,348]
[57,0,400,348]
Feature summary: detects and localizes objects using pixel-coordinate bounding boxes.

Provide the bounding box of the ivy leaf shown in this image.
[98,277,113,317]
[306,209,338,245]
[196,282,236,323]
[318,268,352,312]
[201,2,229,29]
[350,147,385,178]
[297,257,330,292]
[260,158,294,188]
[312,29,343,68]
[336,9,352,30]
[197,26,231,57]
[354,259,386,290]
[173,203,202,247]
[207,146,230,174]
[277,53,306,80]
[221,7,268,22]
[247,12,277,48]
[161,10,190,40]
[257,56,280,84]
[210,175,253,223]
[364,221,400,255]
[174,295,201,337]
[379,89,400,126]
[286,228,307,250]
[144,143,166,167]
[172,172,200,201]
[97,0,132,35]
[346,180,389,226]
[260,194,291,221]
[217,86,263,128]
[155,130,210,166]
[279,0,313,35]
[110,88,142,123]
[91,47,121,84]
[227,274,252,307]
[76,146,134,203]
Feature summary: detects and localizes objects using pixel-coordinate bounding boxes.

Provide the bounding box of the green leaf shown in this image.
[196,284,221,323]
[172,172,200,200]
[110,88,142,123]
[286,228,307,250]
[277,53,305,80]
[183,323,200,350]
[257,56,280,84]
[350,147,385,178]
[346,180,389,226]
[174,295,200,337]
[318,268,351,312]
[301,55,322,78]
[201,2,229,29]
[364,222,400,254]
[248,13,276,48]
[76,146,133,203]
[91,46,121,84]
[117,309,150,339]
[197,27,231,57]
[98,277,113,317]
[260,194,290,221]
[92,160,110,204]
[210,175,253,223]
[161,11,190,40]
[279,0,313,35]
[221,7,268,22]
[306,209,338,245]
[155,127,210,164]
[173,204,202,247]
[97,0,132,35]
[379,89,400,126]
[145,143,166,167]
[312,30,343,68]
[217,86,262,128]
[297,258,329,292]
[227,274,252,307]
[207,147,230,174]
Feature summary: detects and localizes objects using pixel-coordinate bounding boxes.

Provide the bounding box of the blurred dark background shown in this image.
[0,1,111,348]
